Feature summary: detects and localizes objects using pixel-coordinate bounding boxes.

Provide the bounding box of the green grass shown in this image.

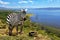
[0,11,60,40]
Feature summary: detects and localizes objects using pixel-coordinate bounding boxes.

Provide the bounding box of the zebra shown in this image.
[7,9,26,36]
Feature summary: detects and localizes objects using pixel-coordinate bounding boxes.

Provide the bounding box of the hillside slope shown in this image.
[0,11,60,40]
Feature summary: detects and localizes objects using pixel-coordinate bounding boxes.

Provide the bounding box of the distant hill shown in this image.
[1,7,60,10]
[0,7,7,10]
[39,8,60,10]
[27,8,60,10]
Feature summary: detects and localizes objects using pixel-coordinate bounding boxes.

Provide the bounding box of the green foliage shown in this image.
[0,10,60,40]
[0,35,34,40]
[0,11,12,23]
[45,26,60,37]
[49,34,60,40]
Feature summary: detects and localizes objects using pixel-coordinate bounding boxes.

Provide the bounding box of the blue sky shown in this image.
[0,0,60,8]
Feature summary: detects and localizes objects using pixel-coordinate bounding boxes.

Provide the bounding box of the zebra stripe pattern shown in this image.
[7,12,26,26]
[6,9,27,36]
[7,14,12,24]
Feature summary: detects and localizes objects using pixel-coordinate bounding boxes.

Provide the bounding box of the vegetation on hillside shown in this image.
[0,11,60,40]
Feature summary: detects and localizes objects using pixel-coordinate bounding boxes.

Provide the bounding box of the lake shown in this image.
[27,8,60,28]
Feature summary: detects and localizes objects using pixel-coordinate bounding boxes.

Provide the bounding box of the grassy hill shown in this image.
[0,10,60,40]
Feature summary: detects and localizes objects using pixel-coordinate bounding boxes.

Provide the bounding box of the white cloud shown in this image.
[0,0,10,5]
[50,0,53,2]
[29,0,33,3]
[18,1,28,3]
[18,0,33,4]
[47,0,54,2]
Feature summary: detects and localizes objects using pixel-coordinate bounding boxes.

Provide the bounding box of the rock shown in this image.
[29,31,37,37]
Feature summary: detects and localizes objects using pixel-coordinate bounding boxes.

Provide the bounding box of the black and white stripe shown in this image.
[6,12,26,26]
[7,14,11,24]
[6,10,27,35]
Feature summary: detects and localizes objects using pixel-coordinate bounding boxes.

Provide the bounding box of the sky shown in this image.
[0,0,60,8]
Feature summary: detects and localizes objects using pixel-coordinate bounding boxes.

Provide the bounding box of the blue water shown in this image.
[27,8,60,27]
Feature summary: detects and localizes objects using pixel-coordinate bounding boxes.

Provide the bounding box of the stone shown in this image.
[29,31,37,37]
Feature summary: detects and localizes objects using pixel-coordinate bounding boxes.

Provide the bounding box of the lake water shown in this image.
[27,8,60,28]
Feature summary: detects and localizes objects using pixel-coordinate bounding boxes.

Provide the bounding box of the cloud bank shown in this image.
[18,0,33,4]
[0,0,10,5]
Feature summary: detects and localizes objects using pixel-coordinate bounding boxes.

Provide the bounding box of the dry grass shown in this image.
[0,20,51,40]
